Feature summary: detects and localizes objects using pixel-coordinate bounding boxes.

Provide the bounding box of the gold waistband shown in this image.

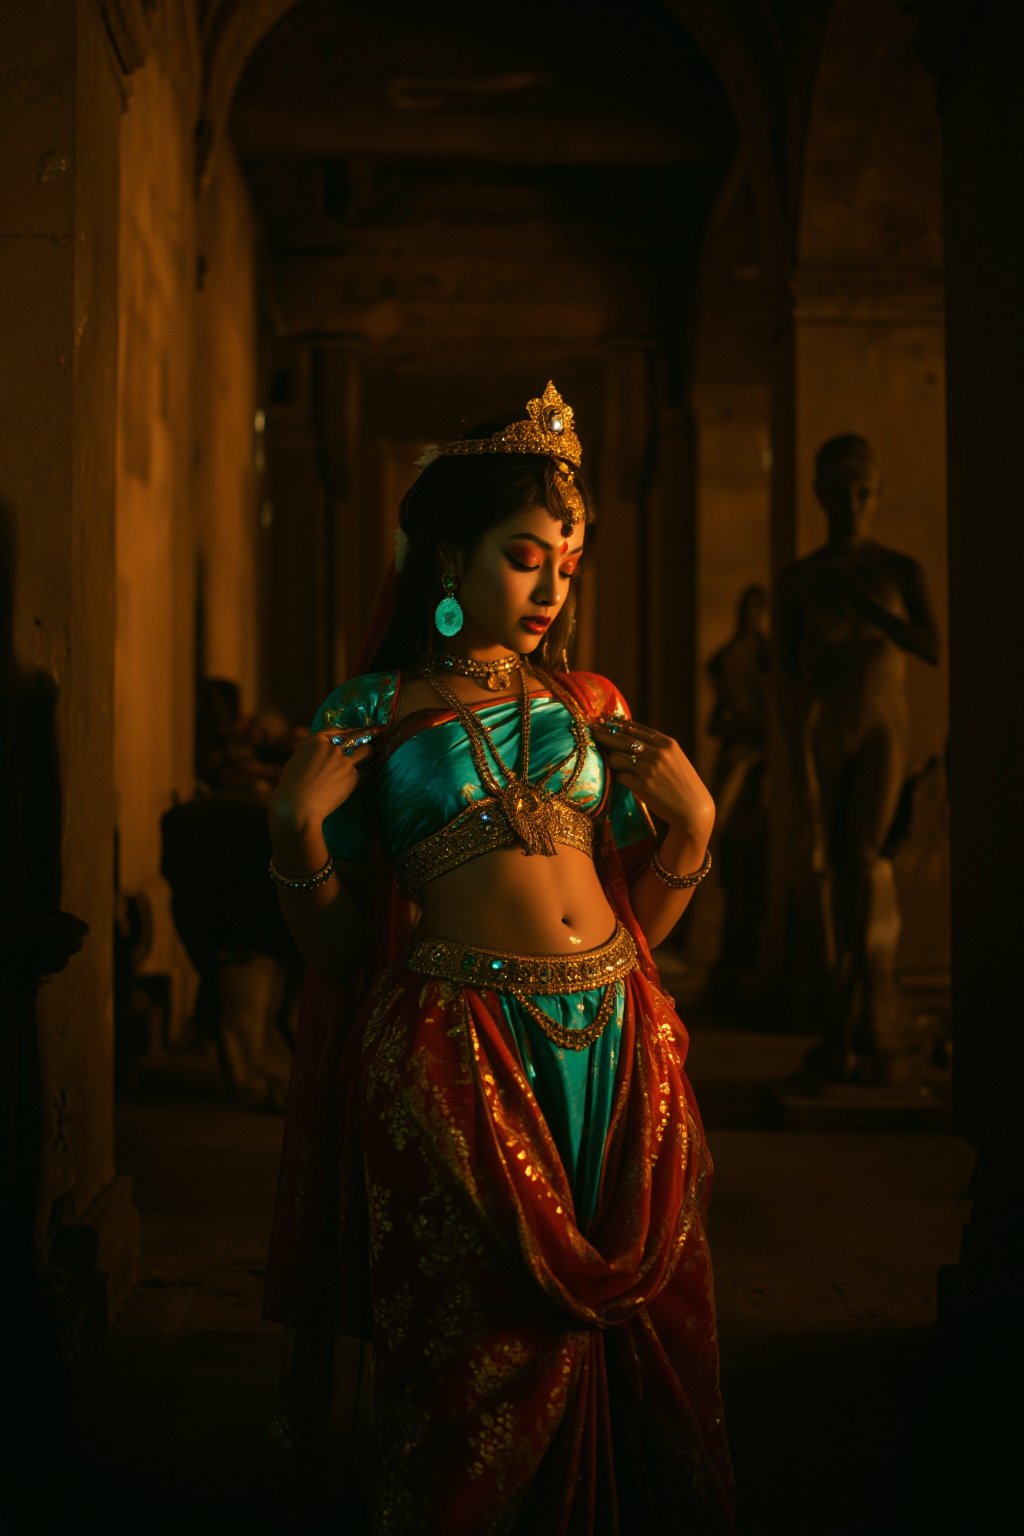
[394,793,595,897]
[405,922,636,997]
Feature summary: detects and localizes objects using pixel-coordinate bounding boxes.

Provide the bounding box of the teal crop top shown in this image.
[313,670,653,886]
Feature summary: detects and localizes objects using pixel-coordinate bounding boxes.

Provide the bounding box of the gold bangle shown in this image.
[268,854,336,892]
[649,845,712,889]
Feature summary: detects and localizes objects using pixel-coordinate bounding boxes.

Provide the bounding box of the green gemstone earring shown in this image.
[434,571,464,637]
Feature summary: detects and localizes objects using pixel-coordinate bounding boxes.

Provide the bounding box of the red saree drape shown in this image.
[264,672,735,1534]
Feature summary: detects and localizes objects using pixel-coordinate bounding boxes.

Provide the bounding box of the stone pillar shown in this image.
[920,0,1024,1335]
[114,7,202,1035]
[904,5,1024,1522]
[594,343,659,715]
[313,347,374,682]
[691,381,771,781]
[0,0,139,1365]
[193,138,259,700]
[261,344,334,723]
[647,401,698,751]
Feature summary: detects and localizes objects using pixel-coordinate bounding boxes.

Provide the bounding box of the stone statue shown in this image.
[706,586,769,998]
[774,436,940,1080]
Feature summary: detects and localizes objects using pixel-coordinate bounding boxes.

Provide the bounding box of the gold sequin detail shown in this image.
[394,792,595,896]
[515,979,620,1051]
[366,1180,393,1263]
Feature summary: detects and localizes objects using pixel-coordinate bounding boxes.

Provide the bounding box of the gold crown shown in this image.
[417,381,586,525]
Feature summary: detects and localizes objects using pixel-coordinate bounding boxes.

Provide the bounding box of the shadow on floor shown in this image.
[4,1012,996,1536]
[724,1322,1019,1536]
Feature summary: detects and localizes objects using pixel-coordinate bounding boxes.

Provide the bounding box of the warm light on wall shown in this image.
[254,406,267,472]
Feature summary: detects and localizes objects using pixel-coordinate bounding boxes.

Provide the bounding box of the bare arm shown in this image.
[628,820,714,949]
[591,720,715,951]
[268,725,382,979]
[269,812,369,979]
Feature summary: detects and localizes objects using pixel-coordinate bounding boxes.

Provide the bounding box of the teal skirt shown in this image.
[500,981,625,1230]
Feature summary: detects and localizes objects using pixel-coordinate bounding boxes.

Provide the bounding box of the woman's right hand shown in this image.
[268,724,382,835]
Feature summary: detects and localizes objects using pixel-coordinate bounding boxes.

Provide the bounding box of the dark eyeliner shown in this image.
[503,550,540,572]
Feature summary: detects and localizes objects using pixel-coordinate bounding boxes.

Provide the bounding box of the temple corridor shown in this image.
[3,1,1023,1531]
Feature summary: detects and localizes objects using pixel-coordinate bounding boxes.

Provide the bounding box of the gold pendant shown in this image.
[501,781,557,856]
[485,670,511,692]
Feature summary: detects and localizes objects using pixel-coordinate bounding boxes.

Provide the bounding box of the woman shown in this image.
[264,383,735,1534]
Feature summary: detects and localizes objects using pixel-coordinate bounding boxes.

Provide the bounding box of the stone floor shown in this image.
[14,983,981,1536]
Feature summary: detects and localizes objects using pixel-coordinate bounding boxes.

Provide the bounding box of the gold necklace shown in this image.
[426,645,520,693]
[421,660,590,857]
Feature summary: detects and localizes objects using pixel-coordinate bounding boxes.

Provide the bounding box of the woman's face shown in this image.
[445,502,585,657]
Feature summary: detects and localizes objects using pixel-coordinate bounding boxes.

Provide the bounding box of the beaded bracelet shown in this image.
[268,854,336,892]
[649,845,712,890]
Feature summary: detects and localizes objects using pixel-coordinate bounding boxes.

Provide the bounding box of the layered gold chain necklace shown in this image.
[420,659,590,857]
[426,645,519,693]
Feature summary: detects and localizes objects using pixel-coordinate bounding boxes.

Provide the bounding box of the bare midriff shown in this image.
[393,672,617,955]
[416,844,617,956]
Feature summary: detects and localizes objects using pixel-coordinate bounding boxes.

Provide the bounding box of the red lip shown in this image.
[519,616,551,633]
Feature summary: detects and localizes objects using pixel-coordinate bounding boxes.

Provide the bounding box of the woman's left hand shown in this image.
[591,717,715,845]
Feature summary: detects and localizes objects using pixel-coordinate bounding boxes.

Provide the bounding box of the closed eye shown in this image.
[503,549,584,578]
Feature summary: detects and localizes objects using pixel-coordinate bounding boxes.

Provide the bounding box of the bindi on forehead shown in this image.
[559,540,569,555]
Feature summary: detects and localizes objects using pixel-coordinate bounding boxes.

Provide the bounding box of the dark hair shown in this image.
[369,413,596,673]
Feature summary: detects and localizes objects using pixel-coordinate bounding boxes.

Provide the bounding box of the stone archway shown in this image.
[195,0,303,186]
[227,0,738,735]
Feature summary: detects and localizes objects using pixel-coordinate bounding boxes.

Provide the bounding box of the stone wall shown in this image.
[692,382,771,780]
[114,11,200,992]
[114,9,260,1025]
[0,0,135,1323]
[691,173,772,780]
[193,144,259,701]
